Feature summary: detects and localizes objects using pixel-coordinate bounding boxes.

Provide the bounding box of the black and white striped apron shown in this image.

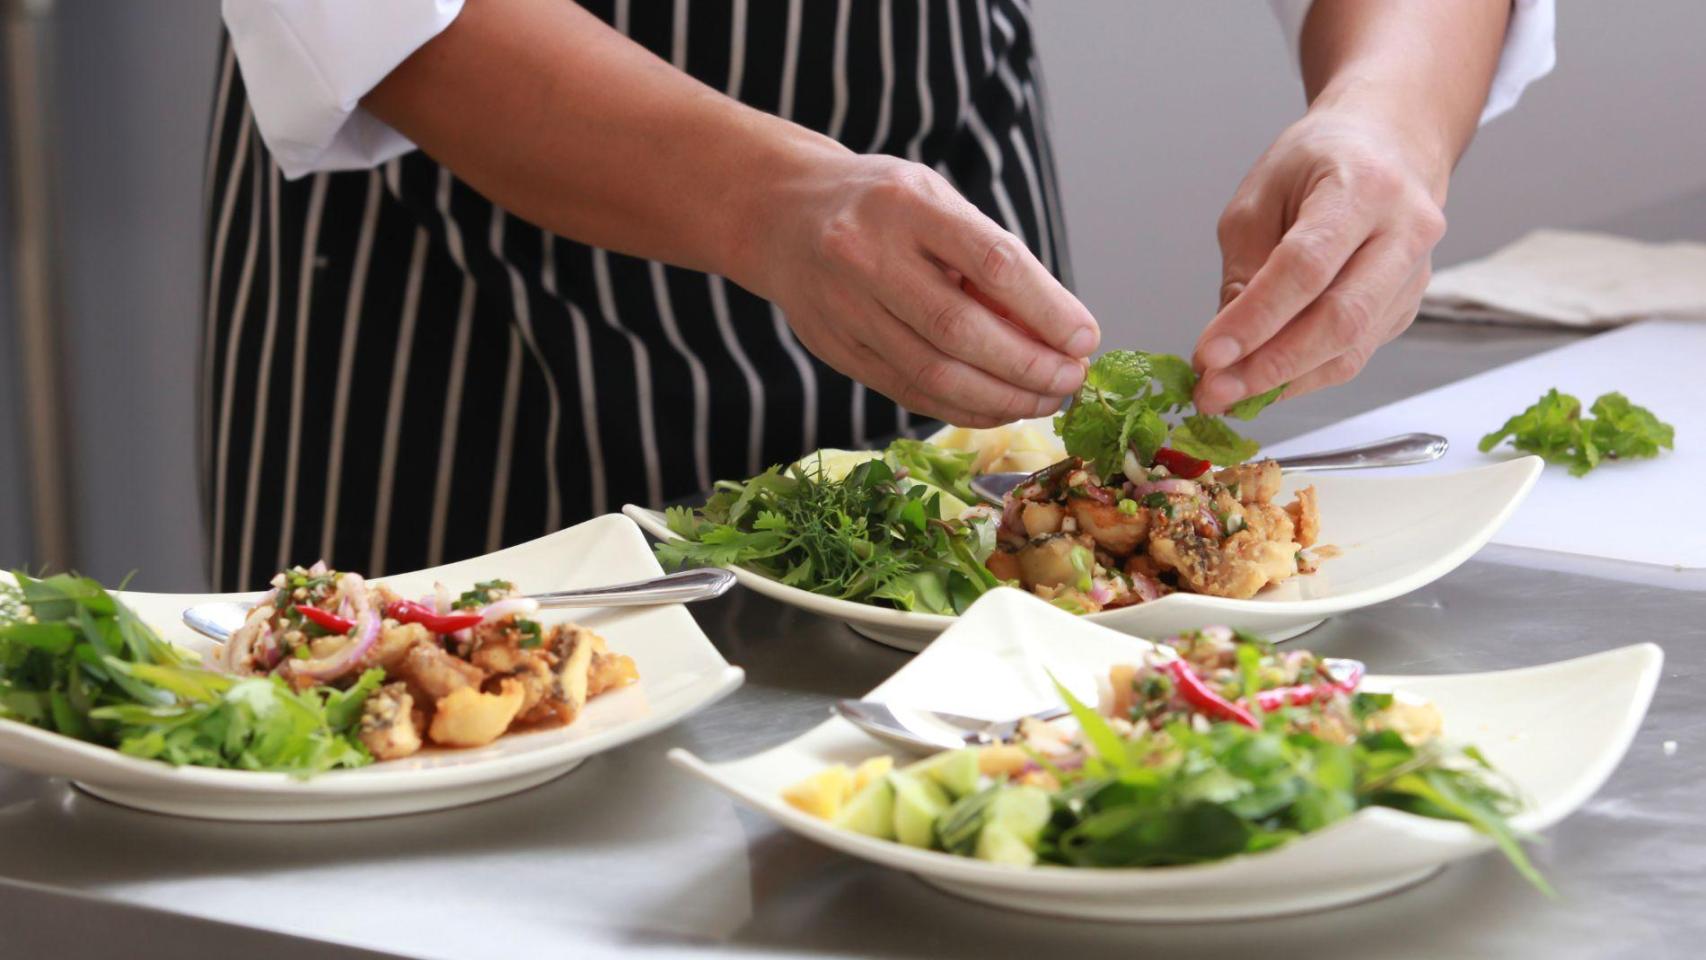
[202,0,1072,591]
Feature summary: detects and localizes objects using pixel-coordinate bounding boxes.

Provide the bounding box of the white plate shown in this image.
[671,589,1661,922]
[624,455,1542,650]
[0,514,744,821]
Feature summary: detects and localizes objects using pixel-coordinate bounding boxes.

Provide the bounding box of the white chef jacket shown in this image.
[223,0,1557,181]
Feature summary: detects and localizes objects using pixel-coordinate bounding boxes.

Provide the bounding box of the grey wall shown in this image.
[2,1,1702,588]
[47,0,221,589]
[1032,1,1706,358]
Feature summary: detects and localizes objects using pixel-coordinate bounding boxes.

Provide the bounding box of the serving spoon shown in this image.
[833,656,1367,754]
[968,432,1448,506]
[181,567,737,643]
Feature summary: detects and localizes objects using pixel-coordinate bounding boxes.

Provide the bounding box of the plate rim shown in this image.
[623,454,1545,627]
[0,513,746,795]
[669,637,1662,889]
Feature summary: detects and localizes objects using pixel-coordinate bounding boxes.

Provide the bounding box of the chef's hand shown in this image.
[1191,107,1448,414]
[738,152,1099,428]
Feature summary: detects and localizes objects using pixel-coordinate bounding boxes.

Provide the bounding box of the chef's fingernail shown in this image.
[1064,326,1097,357]
[1199,337,1240,371]
[1202,372,1245,410]
[1049,361,1084,395]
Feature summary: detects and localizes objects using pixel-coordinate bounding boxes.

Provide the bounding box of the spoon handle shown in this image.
[1271,432,1447,473]
[529,568,736,608]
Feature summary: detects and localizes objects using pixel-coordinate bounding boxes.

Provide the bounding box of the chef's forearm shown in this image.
[362,0,840,284]
[1294,0,1510,200]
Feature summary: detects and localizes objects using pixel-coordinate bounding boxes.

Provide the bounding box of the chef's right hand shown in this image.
[735,152,1099,428]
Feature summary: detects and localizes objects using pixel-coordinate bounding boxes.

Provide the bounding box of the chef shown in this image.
[205,0,1553,589]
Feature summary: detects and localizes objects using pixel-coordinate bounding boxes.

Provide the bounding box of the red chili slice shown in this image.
[294,604,355,634]
[383,600,484,634]
[1152,447,1212,479]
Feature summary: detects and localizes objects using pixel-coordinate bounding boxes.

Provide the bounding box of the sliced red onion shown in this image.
[1200,625,1234,645]
[1122,448,1146,485]
[308,560,328,577]
[289,609,380,683]
[223,624,255,673]
[1078,483,1116,506]
[254,624,284,671]
[1129,573,1165,603]
[481,597,540,622]
[1087,580,1115,607]
[1129,478,1201,499]
[434,581,451,615]
[1197,506,1223,538]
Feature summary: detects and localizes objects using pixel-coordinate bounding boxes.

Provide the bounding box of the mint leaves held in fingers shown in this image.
[1053,350,1282,475]
[1226,384,1286,421]
[1168,415,1261,466]
[1480,388,1674,477]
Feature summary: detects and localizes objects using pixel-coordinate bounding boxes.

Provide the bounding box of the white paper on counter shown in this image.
[1263,319,1706,571]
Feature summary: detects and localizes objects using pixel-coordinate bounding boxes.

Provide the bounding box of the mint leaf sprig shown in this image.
[1053,350,1284,477]
[1480,389,1674,477]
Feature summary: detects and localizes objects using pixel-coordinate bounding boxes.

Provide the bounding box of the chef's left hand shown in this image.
[1191,106,1450,414]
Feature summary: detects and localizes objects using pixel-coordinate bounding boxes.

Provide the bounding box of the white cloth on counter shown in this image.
[1422,229,1706,328]
[227,0,1557,181]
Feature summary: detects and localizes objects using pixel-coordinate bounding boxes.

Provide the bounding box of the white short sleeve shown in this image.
[222,0,466,179]
[1266,0,1556,124]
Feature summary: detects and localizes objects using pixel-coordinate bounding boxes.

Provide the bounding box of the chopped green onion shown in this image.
[1117,498,1139,515]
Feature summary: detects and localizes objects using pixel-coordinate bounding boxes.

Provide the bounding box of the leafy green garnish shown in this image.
[0,572,377,777]
[1035,655,1546,890]
[94,667,382,776]
[1054,350,1282,476]
[1480,388,1673,477]
[656,441,999,615]
[453,579,515,610]
[1167,414,1260,466]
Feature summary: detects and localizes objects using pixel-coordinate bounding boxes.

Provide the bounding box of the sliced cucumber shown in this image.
[902,748,981,800]
[988,785,1052,846]
[974,823,1037,866]
[889,770,951,849]
[832,776,896,840]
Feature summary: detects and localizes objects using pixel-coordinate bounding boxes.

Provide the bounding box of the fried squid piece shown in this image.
[359,682,424,760]
[1285,485,1320,549]
[428,679,526,748]
[398,643,485,700]
[1213,460,1282,504]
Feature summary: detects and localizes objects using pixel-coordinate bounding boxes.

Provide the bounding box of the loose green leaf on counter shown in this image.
[1480,388,1673,477]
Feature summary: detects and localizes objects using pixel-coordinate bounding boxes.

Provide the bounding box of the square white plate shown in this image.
[671,589,1660,922]
[626,455,1543,650]
[0,514,744,821]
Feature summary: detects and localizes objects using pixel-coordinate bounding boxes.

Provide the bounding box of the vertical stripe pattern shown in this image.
[202,1,1070,589]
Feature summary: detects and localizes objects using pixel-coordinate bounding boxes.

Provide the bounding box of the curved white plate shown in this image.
[0,514,744,821]
[625,455,1542,650]
[671,589,1662,921]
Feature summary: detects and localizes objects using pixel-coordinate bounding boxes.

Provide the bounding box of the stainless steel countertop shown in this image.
[2,323,1699,960]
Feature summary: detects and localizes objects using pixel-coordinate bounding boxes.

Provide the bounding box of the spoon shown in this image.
[181,567,737,643]
[834,657,1365,753]
[832,700,1073,754]
[969,432,1448,506]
